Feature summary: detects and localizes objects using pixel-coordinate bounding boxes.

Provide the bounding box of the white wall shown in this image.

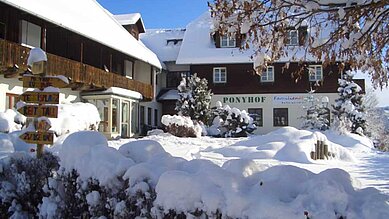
[211,93,338,134]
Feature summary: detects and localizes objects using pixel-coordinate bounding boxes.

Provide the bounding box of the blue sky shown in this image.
[97,0,210,29]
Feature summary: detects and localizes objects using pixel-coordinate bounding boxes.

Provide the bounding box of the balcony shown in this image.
[0,39,153,100]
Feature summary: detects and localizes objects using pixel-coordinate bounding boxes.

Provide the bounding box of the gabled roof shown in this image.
[176,12,319,65]
[141,28,186,63]
[1,0,161,68]
[176,12,255,65]
[113,13,146,33]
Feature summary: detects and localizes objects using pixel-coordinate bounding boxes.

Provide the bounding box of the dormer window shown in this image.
[286,30,298,46]
[220,35,236,48]
[166,39,183,46]
[309,65,323,81]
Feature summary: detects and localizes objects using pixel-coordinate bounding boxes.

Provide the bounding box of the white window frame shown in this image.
[261,66,274,82]
[213,67,227,83]
[308,65,323,82]
[220,35,236,48]
[286,30,298,46]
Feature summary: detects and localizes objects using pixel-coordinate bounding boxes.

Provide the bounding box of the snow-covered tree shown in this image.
[362,90,389,150]
[301,89,330,131]
[209,0,388,88]
[332,71,366,135]
[175,73,213,123]
[208,101,256,137]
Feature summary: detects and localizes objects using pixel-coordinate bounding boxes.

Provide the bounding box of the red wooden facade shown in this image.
[191,63,365,95]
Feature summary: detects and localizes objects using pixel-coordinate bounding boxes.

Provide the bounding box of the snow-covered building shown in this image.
[144,12,365,134]
[140,28,189,116]
[0,0,162,138]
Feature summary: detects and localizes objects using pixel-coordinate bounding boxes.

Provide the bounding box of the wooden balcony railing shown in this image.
[0,39,153,100]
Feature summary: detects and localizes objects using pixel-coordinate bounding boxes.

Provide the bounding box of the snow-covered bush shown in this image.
[208,101,256,137]
[175,73,213,124]
[40,168,156,218]
[0,109,26,133]
[332,71,366,135]
[0,152,59,218]
[301,90,330,131]
[161,115,202,138]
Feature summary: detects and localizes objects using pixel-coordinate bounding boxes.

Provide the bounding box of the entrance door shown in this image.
[121,101,130,137]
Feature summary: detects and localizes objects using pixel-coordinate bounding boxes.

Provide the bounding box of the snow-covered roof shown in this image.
[1,0,161,69]
[114,13,141,25]
[81,87,143,100]
[113,13,145,33]
[176,12,255,65]
[176,12,319,65]
[141,29,186,63]
[157,89,179,101]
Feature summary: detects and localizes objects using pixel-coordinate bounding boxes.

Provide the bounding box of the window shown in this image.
[140,106,145,127]
[89,99,109,133]
[286,30,298,46]
[248,108,263,127]
[6,93,18,110]
[147,107,152,126]
[124,60,134,78]
[0,22,5,39]
[121,101,130,137]
[20,20,41,48]
[131,102,139,134]
[112,99,119,132]
[308,65,323,81]
[166,71,191,88]
[273,108,288,126]
[166,39,182,46]
[261,66,274,82]
[220,35,236,48]
[154,109,158,126]
[213,67,227,83]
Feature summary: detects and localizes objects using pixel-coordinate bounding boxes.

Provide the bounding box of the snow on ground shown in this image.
[109,127,389,196]
[2,125,389,217]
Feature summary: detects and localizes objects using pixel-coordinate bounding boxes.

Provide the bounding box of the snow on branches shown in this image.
[209,0,388,88]
[332,71,366,135]
[175,73,213,124]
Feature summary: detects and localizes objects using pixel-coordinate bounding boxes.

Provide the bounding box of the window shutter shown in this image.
[213,32,221,48]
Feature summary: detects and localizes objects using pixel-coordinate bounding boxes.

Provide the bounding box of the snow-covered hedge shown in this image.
[208,101,256,137]
[161,115,202,137]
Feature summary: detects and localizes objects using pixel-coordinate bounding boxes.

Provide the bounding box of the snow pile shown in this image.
[0,133,14,158]
[50,102,100,136]
[154,162,389,218]
[206,127,354,163]
[27,47,47,66]
[58,131,134,187]
[0,109,25,133]
[161,115,202,137]
[118,140,169,163]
